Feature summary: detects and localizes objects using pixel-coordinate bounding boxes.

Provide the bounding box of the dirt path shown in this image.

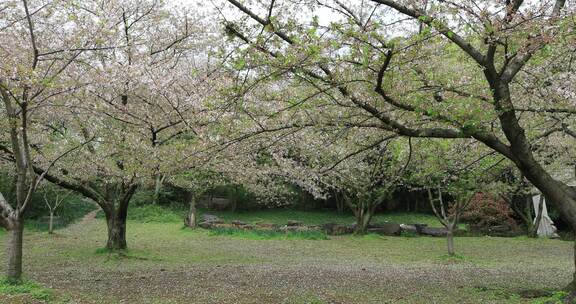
[64,207,100,234]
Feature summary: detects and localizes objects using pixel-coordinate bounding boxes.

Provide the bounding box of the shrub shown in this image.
[460,192,518,231]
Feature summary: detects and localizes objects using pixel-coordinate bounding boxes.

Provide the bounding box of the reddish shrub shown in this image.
[460,192,518,230]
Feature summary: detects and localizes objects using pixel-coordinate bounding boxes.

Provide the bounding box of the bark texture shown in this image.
[6,220,24,282]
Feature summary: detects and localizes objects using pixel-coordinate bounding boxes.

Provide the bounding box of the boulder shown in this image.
[287,220,303,226]
[231,220,248,226]
[240,224,255,230]
[322,223,353,235]
[420,227,448,237]
[413,224,428,234]
[201,214,223,224]
[198,214,224,229]
[400,224,417,234]
[256,223,277,229]
[488,224,511,233]
[368,223,401,236]
[198,222,213,229]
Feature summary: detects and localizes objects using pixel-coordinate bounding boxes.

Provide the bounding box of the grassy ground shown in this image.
[0,210,573,303]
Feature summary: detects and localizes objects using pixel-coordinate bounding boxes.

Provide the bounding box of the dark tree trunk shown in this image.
[48,211,54,234]
[105,211,127,250]
[6,219,24,282]
[446,226,455,256]
[230,186,238,212]
[351,201,375,235]
[100,184,137,251]
[335,192,345,214]
[184,192,197,228]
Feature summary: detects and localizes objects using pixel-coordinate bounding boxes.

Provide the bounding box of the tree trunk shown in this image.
[100,184,136,251]
[354,203,373,235]
[185,193,197,228]
[152,174,164,205]
[105,212,127,250]
[529,195,545,238]
[446,227,455,256]
[6,219,24,282]
[48,210,54,234]
[335,192,345,214]
[230,186,238,212]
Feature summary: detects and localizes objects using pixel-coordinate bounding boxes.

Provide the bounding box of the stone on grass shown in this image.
[322,223,353,235]
[198,214,224,229]
[399,224,417,233]
[256,223,277,229]
[201,214,223,224]
[368,223,401,236]
[420,227,448,237]
[231,220,248,226]
[287,220,303,226]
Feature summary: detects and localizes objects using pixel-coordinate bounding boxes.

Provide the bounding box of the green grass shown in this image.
[122,205,444,227]
[0,215,572,303]
[125,205,184,223]
[0,278,53,301]
[208,227,329,240]
[531,291,568,304]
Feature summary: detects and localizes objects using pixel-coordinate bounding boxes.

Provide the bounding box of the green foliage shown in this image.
[0,278,53,301]
[208,227,328,240]
[26,197,97,231]
[0,171,97,232]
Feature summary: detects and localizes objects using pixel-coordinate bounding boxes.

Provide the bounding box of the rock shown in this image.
[488,224,511,233]
[368,223,401,236]
[413,224,428,234]
[198,222,213,229]
[242,224,255,230]
[201,214,223,224]
[287,220,302,226]
[420,227,448,237]
[307,225,321,231]
[256,223,277,229]
[516,289,553,299]
[231,220,248,226]
[280,225,309,232]
[198,214,224,229]
[400,224,417,233]
[322,223,353,235]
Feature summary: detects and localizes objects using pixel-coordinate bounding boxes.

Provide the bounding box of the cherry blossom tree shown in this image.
[220,0,576,294]
[0,0,115,281]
